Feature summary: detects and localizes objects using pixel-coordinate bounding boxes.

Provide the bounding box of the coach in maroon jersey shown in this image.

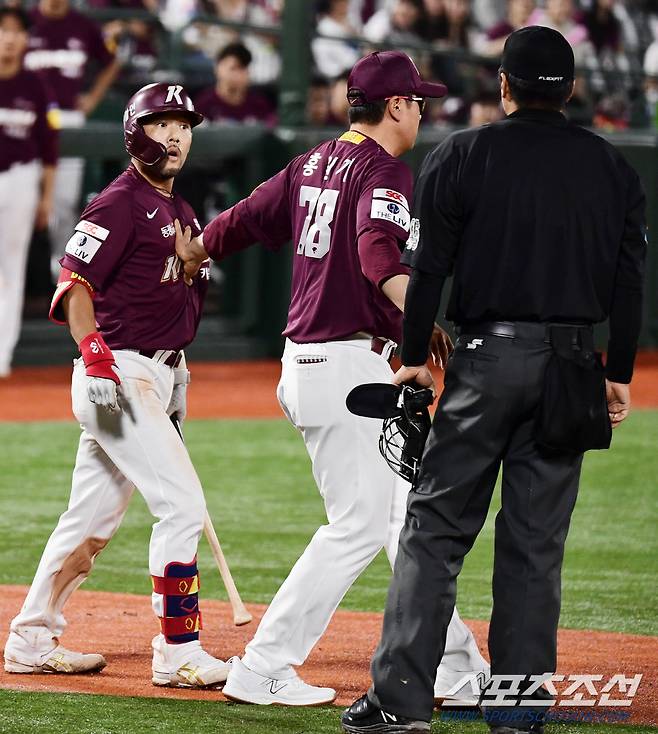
[176,51,491,708]
[5,83,230,689]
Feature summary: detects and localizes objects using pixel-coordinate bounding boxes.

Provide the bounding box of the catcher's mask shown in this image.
[346,383,434,484]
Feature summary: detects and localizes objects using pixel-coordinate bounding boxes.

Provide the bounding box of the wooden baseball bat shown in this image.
[170,415,253,626]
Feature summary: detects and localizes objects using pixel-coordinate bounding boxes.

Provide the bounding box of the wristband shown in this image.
[79,332,120,385]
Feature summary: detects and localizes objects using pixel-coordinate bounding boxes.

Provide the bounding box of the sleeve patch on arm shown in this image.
[406,218,420,251]
[75,219,110,241]
[372,188,410,212]
[370,199,410,231]
[65,231,103,263]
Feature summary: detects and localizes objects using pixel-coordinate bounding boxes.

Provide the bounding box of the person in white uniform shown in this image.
[4,83,229,690]
[0,7,58,377]
[176,51,490,706]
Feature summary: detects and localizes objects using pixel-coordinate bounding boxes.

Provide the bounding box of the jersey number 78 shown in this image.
[297,186,339,259]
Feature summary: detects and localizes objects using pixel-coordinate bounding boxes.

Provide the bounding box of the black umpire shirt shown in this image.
[401,108,647,383]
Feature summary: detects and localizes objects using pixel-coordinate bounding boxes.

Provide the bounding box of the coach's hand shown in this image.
[606,380,631,428]
[429,323,453,370]
[175,219,207,285]
[393,364,435,394]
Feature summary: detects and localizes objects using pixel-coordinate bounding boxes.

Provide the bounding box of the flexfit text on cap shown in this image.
[501,26,575,87]
[347,51,447,105]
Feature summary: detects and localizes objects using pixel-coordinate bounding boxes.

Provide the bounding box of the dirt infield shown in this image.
[0,586,656,725]
[1,359,657,724]
[1,352,658,422]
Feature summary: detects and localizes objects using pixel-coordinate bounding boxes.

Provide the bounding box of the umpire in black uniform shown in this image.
[341,27,647,734]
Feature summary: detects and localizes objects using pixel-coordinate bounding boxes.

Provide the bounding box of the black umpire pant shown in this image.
[369,322,586,725]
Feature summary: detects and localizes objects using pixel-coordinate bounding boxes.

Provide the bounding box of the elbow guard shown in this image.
[49,268,95,325]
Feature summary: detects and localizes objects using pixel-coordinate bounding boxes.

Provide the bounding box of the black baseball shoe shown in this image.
[489,725,544,734]
[341,694,430,733]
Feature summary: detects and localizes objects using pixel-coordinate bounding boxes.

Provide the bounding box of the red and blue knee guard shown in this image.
[152,558,202,644]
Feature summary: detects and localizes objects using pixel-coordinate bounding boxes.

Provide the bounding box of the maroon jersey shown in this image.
[0,69,59,172]
[25,8,115,111]
[194,87,277,127]
[60,164,209,351]
[204,130,412,343]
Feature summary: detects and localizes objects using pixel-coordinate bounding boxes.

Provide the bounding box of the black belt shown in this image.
[130,349,183,367]
[457,321,592,343]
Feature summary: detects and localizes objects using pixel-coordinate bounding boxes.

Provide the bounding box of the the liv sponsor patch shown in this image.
[370,198,411,231]
[65,232,102,262]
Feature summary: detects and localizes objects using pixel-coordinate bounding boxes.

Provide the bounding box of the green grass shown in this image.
[0,415,656,635]
[0,690,653,734]
[0,415,656,733]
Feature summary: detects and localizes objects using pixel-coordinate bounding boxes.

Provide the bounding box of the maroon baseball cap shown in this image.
[347,51,448,105]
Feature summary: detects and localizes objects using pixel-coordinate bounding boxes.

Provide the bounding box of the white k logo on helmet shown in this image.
[165,85,184,104]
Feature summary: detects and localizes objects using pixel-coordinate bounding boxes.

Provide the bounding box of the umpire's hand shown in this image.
[606,380,631,427]
[393,365,435,394]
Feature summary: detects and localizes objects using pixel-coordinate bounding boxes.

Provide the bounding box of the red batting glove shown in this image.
[79,332,121,385]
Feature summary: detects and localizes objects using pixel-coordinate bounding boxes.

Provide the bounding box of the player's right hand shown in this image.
[174,219,207,285]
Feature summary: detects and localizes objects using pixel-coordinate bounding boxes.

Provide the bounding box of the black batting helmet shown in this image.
[123,83,203,166]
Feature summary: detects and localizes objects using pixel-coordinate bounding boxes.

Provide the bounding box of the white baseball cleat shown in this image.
[4,630,106,674]
[434,667,489,707]
[151,634,230,689]
[222,656,337,706]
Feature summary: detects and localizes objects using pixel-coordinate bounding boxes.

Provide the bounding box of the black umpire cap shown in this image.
[501,26,575,89]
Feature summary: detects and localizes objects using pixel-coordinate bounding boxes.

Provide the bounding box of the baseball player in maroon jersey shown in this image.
[0,7,59,377]
[24,0,120,280]
[4,83,229,689]
[177,51,490,705]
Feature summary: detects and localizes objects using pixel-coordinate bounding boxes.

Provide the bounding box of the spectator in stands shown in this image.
[0,7,59,377]
[362,0,425,45]
[183,0,281,85]
[326,69,351,126]
[644,41,658,127]
[528,0,595,65]
[430,0,477,96]
[477,0,534,57]
[24,0,120,282]
[195,41,277,125]
[468,91,503,125]
[419,0,446,42]
[312,0,361,79]
[306,75,332,126]
[584,0,623,55]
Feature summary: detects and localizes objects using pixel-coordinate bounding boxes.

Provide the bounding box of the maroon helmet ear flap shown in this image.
[124,119,167,166]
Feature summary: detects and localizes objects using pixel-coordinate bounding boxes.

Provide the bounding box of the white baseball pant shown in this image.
[242,337,487,679]
[10,351,205,639]
[0,161,40,376]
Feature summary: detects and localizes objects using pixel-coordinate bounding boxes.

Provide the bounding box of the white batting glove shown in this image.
[87,367,122,413]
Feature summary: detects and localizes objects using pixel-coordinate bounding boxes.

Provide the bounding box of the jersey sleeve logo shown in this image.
[406,218,420,250]
[65,232,102,263]
[370,199,411,232]
[372,188,410,212]
[75,219,110,241]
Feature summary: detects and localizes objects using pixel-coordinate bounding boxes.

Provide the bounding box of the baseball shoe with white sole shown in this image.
[4,629,106,674]
[151,634,229,689]
[222,656,336,706]
[434,666,489,706]
[341,694,430,733]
